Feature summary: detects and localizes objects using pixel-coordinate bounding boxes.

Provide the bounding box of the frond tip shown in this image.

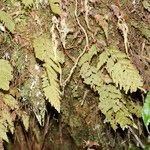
[33,35,61,112]
[0,10,15,33]
[97,85,138,130]
[98,48,143,93]
[0,59,13,91]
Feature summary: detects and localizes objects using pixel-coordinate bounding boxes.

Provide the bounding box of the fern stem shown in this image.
[128,126,145,149]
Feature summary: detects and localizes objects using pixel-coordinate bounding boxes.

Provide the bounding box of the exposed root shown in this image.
[62,0,89,95]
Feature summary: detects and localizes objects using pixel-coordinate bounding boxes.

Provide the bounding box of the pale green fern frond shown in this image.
[0,93,30,139]
[0,94,17,142]
[21,112,29,131]
[0,123,9,142]
[21,0,34,7]
[0,59,13,91]
[79,45,142,130]
[97,50,109,69]
[97,85,134,130]
[33,35,52,62]
[126,100,142,118]
[33,35,61,112]
[98,48,143,93]
[42,64,61,112]
[49,0,61,15]
[80,62,103,89]
[3,94,19,110]
[0,10,15,33]
[79,45,100,66]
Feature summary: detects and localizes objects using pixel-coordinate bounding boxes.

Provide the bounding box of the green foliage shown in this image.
[33,35,62,112]
[3,94,19,110]
[142,0,150,12]
[126,100,142,118]
[97,47,143,93]
[140,22,150,41]
[49,0,61,15]
[21,112,29,131]
[0,10,15,33]
[142,91,150,127]
[97,85,142,130]
[97,85,134,130]
[80,62,103,90]
[21,0,33,7]
[79,45,100,66]
[0,94,17,142]
[80,46,143,130]
[0,93,30,143]
[0,59,13,91]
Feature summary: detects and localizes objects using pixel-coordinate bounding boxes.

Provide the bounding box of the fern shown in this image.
[79,45,143,130]
[49,0,61,15]
[126,100,142,118]
[3,94,19,110]
[0,10,15,33]
[97,47,143,93]
[33,35,61,112]
[79,45,100,66]
[97,85,137,130]
[0,93,30,144]
[0,94,17,142]
[0,59,13,91]
[21,112,29,131]
[21,0,34,7]
[80,62,103,90]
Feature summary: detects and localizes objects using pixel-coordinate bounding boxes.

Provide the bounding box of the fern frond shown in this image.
[126,100,142,118]
[48,0,61,15]
[33,35,61,112]
[0,10,15,33]
[0,94,17,142]
[79,45,100,66]
[80,62,103,89]
[21,0,34,7]
[3,94,19,110]
[98,48,143,93]
[0,59,13,91]
[0,123,9,142]
[79,46,142,130]
[0,93,30,140]
[97,50,109,69]
[97,85,134,130]
[42,64,61,112]
[21,112,29,131]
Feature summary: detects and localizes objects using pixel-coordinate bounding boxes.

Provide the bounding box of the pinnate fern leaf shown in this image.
[0,94,18,142]
[49,0,61,15]
[79,45,100,66]
[21,112,29,131]
[42,64,61,112]
[3,94,19,110]
[98,48,143,93]
[33,35,61,112]
[80,62,103,89]
[80,45,142,130]
[97,85,136,130]
[0,10,15,33]
[21,0,33,7]
[0,59,13,91]
[0,93,30,143]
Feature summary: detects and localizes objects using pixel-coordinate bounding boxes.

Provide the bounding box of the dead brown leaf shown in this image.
[93,14,108,39]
